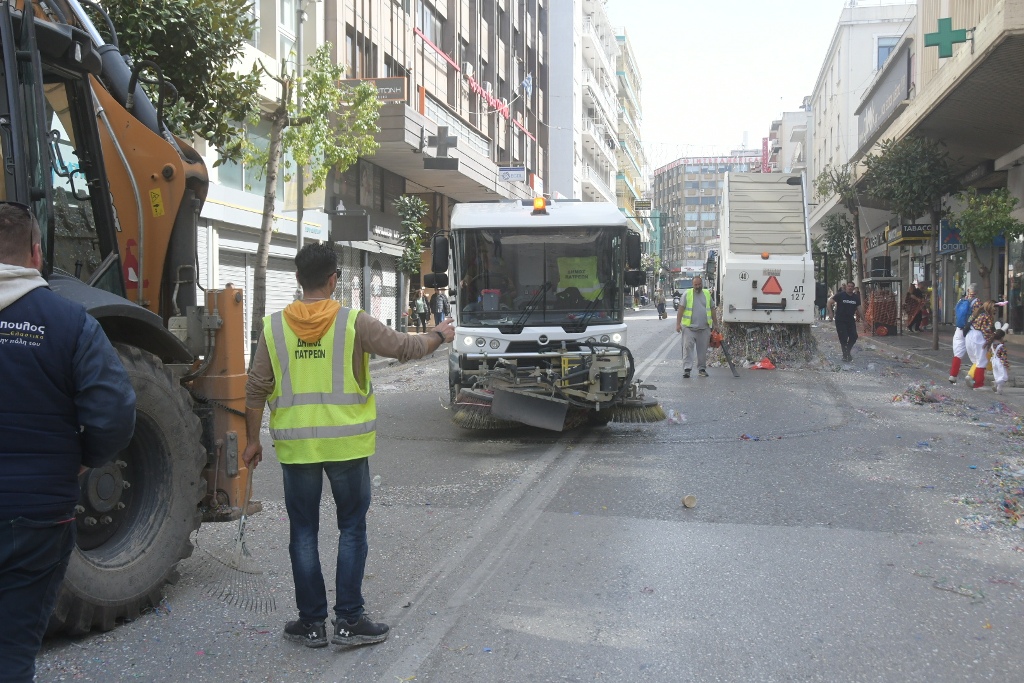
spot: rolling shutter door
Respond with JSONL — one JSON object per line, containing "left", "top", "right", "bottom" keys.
{"left": 265, "top": 257, "right": 296, "bottom": 316}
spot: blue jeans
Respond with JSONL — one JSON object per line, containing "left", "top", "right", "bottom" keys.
{"left": 0, "top": 516, "right": 75, "bottom": 682}
{"left": 281, "top": 458, "right": 371, "bottom": 624}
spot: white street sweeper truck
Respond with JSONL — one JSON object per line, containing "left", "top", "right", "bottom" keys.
{"left": 423, "top": 198, "right": 664, "bottom": 431}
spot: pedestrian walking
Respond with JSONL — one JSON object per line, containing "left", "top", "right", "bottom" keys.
{"left": 905, "top": 281, "right": 927, "bottom": 333}
{"left": 675, "top": 275, "right": 717, "bottom": 378}
{"left": 413, "top": 288, "right": 430, "bottom": 332}
{"left": 965, "top": 300, "right": 997, "bottom": 389}
{"left": 656, "top": 290, "right": 667, "bottom": 320}
{"left": 0, "top": 203, "right": 137, "bottom": 681}
{"left": 814, "top": 282, "right": 828, "bottom": 321}
{"left": 949, "top": 286, "right": 977, "bottom": 384}
{"left": 828, "top": 281, "right": 862, "bottom": 362}
{"left": 429, "top": 287, "right": 450, "bottom": 325}
{"left": 242, "top": 243, "right": 455, "bottom": 650}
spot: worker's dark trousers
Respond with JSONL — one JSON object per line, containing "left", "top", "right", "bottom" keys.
{"left": 835, "top": 318, "right": 858, "bottom": 353}
{"left": 0, "top": 517, "right": 75, "bottom": 683}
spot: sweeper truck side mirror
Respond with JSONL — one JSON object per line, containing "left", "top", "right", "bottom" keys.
{"left": 430, "top": 234, "right": 450, "bottom": 273}
{"left": 625, "top": 232, "right": 642, "bottom": 270}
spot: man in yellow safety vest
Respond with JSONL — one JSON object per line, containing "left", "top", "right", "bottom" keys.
{"left": 674, "top": 275, "right": 718, "bottom": 378}
{"left": 242, "top": 243, "right": 454, "bottom": 649}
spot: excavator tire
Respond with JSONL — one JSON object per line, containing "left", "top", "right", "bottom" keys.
{"left": 47, "top": 345, "right": 206, "bottom": 635}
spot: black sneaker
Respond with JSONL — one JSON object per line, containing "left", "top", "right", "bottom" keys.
{"left": 698, "top": 369, "right": 708, "bottom": 377}
{"left": 284, "top": 620, "right": 328, "bottom": 648}
{"left": 332, "top": 615, "right": 390, "bottom": 646}
{"left": 683, "top": 370, "right": 691, "bottom": 378}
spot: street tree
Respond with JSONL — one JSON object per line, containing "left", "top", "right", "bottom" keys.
{"left": 820, "top": 213, "right": 856, "bottom": 285}
{"left": 814, "top": 164, "right": 863, "bottom": 289}
{"left": 953, "top": 187, "right": 1024, "bottom": 299}
{"left": 245, "top": 45, "right": 381, "bottom": 355}
{"left": 99, "top": 0, "right": 262, "bottom": 159}
{"left": 811, "top": 235, "right": 845, "bottom": 293}
{"left": 862, "top": 135, "right": 959, "bottom": 350}
{"left": 395, "top": 194, "right": 430, "bottom": 321}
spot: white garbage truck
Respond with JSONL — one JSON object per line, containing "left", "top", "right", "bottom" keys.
{"left": 716, "top": 172, "right": 814, "bottom": 325}
{"left": 423, "top": 198, "right": 663, "bottom": 431}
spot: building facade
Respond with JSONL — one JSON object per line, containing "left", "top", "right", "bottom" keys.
{"left": 197, "top": 0, "right": 551, "bottom": 356}
{"left": 848, "top": 0, "right": 1024, "bottom": 329}
{"left": 806, "top": 1, "right": 916, "bottom": 237}
{"left": 548, "top": 0, "right": 620, "bottom": 202}
{"left": 615, "top": 29, "right": 651, "bottom": 244}
{"left": 651, "top": 151, "right": 763, "bottom": 274}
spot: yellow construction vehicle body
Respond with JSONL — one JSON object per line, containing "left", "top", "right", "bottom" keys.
{"left": 1, "top": 0, "right": 250, "bottom": 633}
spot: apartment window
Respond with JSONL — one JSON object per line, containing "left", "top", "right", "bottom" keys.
{"left": 418, "top": 1, "right": 443, "bottom": 43}
{"left": 877, "top": 36, "right": 899, "bottom": 69}
{"left": 244, "top": 1, "right": 259, "bottom": 47}
{"left": 280, "top": 0, "right": 296, "bottom": 33}
{"left": 217, "top": 119, "right": 290, "bottom": 198}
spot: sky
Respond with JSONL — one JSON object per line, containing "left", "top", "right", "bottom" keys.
{"left": 602, "top": 0, "right": 891, "bottom": 169}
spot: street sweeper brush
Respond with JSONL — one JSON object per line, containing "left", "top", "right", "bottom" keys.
{"left": 609, "top": 396, "right": 667, "bottom": 423}
{"left": 451, "top": 388, "right": 521, "bottom": 430}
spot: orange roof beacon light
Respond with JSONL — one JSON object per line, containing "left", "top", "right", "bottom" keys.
{"left": 532, "top": 197, "right": 548, "bottom": 215}
{"left": 761, "top": 252, "right": 770, "bottom": 260}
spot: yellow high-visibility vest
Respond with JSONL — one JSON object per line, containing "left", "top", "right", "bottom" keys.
{"left": 264, "top": 307, "right": 375, "bottom": 463}
{"left": 681, "top": 289, "right": 713, "bottom": 327}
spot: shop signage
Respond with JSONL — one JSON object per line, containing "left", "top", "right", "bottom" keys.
{"left": 865, "top": 232, "right": 886, "bottom": 250}
{"left": 634, "top": 199, "right": 652, "bottom": 211}
{"left": 939, "top": 219, "right": 968, "bottom": 253}
{"left": 857, "top": 44, "right": 910, "bottom": 151}
{"left": 329, "top": 210, "right": 403, "bottom": 246}
{"left": 465, "top": 74, "right": 510, "bottom": 120}
{"left": 888, "top": 223, "right": 932, "bottom": 245}
{"left": 498, "top": 166, "right": 527, "bottom": 183}
{"left": 340, "top": 77, "right": 407, "bottom": 101}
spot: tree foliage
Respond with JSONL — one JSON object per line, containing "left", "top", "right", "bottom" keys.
{"left": 247, "top": 44, "right": 382, "bottom": 356}
{"left": 862, "top": 136, "right": 959, "bottom": 220}
{"left": 395, "top": 195, "right": 430, "bottom": 275}
{"left": 953, "top": 187, "right": 1024, "bottom": 298}
{"left": 814, "top": 164, "right": 863, "bottom": 285}
{"left": 862, "top": 135, "right": 959, "bottom": 349}
{"left": 820, "top": 213, "right": 856, "bottom": 283}
{"left": 99, "top": 0, "right": 262, "bottom": 158}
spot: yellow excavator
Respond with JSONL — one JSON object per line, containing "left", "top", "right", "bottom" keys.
{"left": 2, "top": 1, "right": 252, "bottom": 633}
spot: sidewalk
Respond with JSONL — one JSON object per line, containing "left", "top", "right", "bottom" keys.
{"left": 852, "top": 322, "right": 1024, "bottom": 395}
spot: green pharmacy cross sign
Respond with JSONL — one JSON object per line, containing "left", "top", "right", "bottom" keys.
{"left": 925, "top": 17, "right": 968, "bottom": 58}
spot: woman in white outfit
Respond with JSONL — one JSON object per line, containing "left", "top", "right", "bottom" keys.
{"left": 965, "top": 300, "right": 996, "bottom": 388}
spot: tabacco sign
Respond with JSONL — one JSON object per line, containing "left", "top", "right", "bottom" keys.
{"left": 465, "top": 74, "right": 510, "bottom": 120}
{"left": 888, "top": 223, "right": 932, "bottom": 245}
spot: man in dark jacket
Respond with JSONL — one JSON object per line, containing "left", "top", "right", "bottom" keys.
{"left": 0, "top": 203, "right": 136, "bottom": 681}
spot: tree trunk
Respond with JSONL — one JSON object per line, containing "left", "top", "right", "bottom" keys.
{"left": 250, "top": 101, "right": 289, "bottom": 363}
{"left": 930, "top": 209, "right": 940, "bottom": 350}
{"left": 850, "top": 204, "right": 864, "bottom": 292}
{"left": 969, "top": 243, "right": 992, "bottom": 301}
{"left": 844, "top": 253, "right": 853, "bottom": 284}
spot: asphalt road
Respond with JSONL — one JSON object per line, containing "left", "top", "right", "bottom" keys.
{"left": 37, "top": 310, "right": 1024, "bottom": 682}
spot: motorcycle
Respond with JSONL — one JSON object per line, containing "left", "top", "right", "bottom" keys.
{"left": 672, "top": 293, "right": 681, "bottom": 311}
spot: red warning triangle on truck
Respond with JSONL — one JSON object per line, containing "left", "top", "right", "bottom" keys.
{"left": 761, "top": 276, "right": 783, "bottom": 295}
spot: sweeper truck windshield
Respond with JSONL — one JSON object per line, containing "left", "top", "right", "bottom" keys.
{"left": 451, "top": 227, "right": 625, "bottom": 327}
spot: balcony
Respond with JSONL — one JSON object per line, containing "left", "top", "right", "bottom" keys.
{"left": 582, "top": 68, "right": 619, "bottom": 125}
{"left": 581, "top": 164, "right": 615, "bottom": 203}
{"left": 581, "top": 17, "right": 617, "bottom": 77}
{"left": 582, "top": 117, "right": 618, "bottom": 169}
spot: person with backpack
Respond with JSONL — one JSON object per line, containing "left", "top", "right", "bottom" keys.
{"left": 949, "top": 286, "right": 977, "bottom": 384}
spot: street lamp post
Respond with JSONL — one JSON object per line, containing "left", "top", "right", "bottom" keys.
{"left": 295, "top": 1, "right": 308, "bottom": 256}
